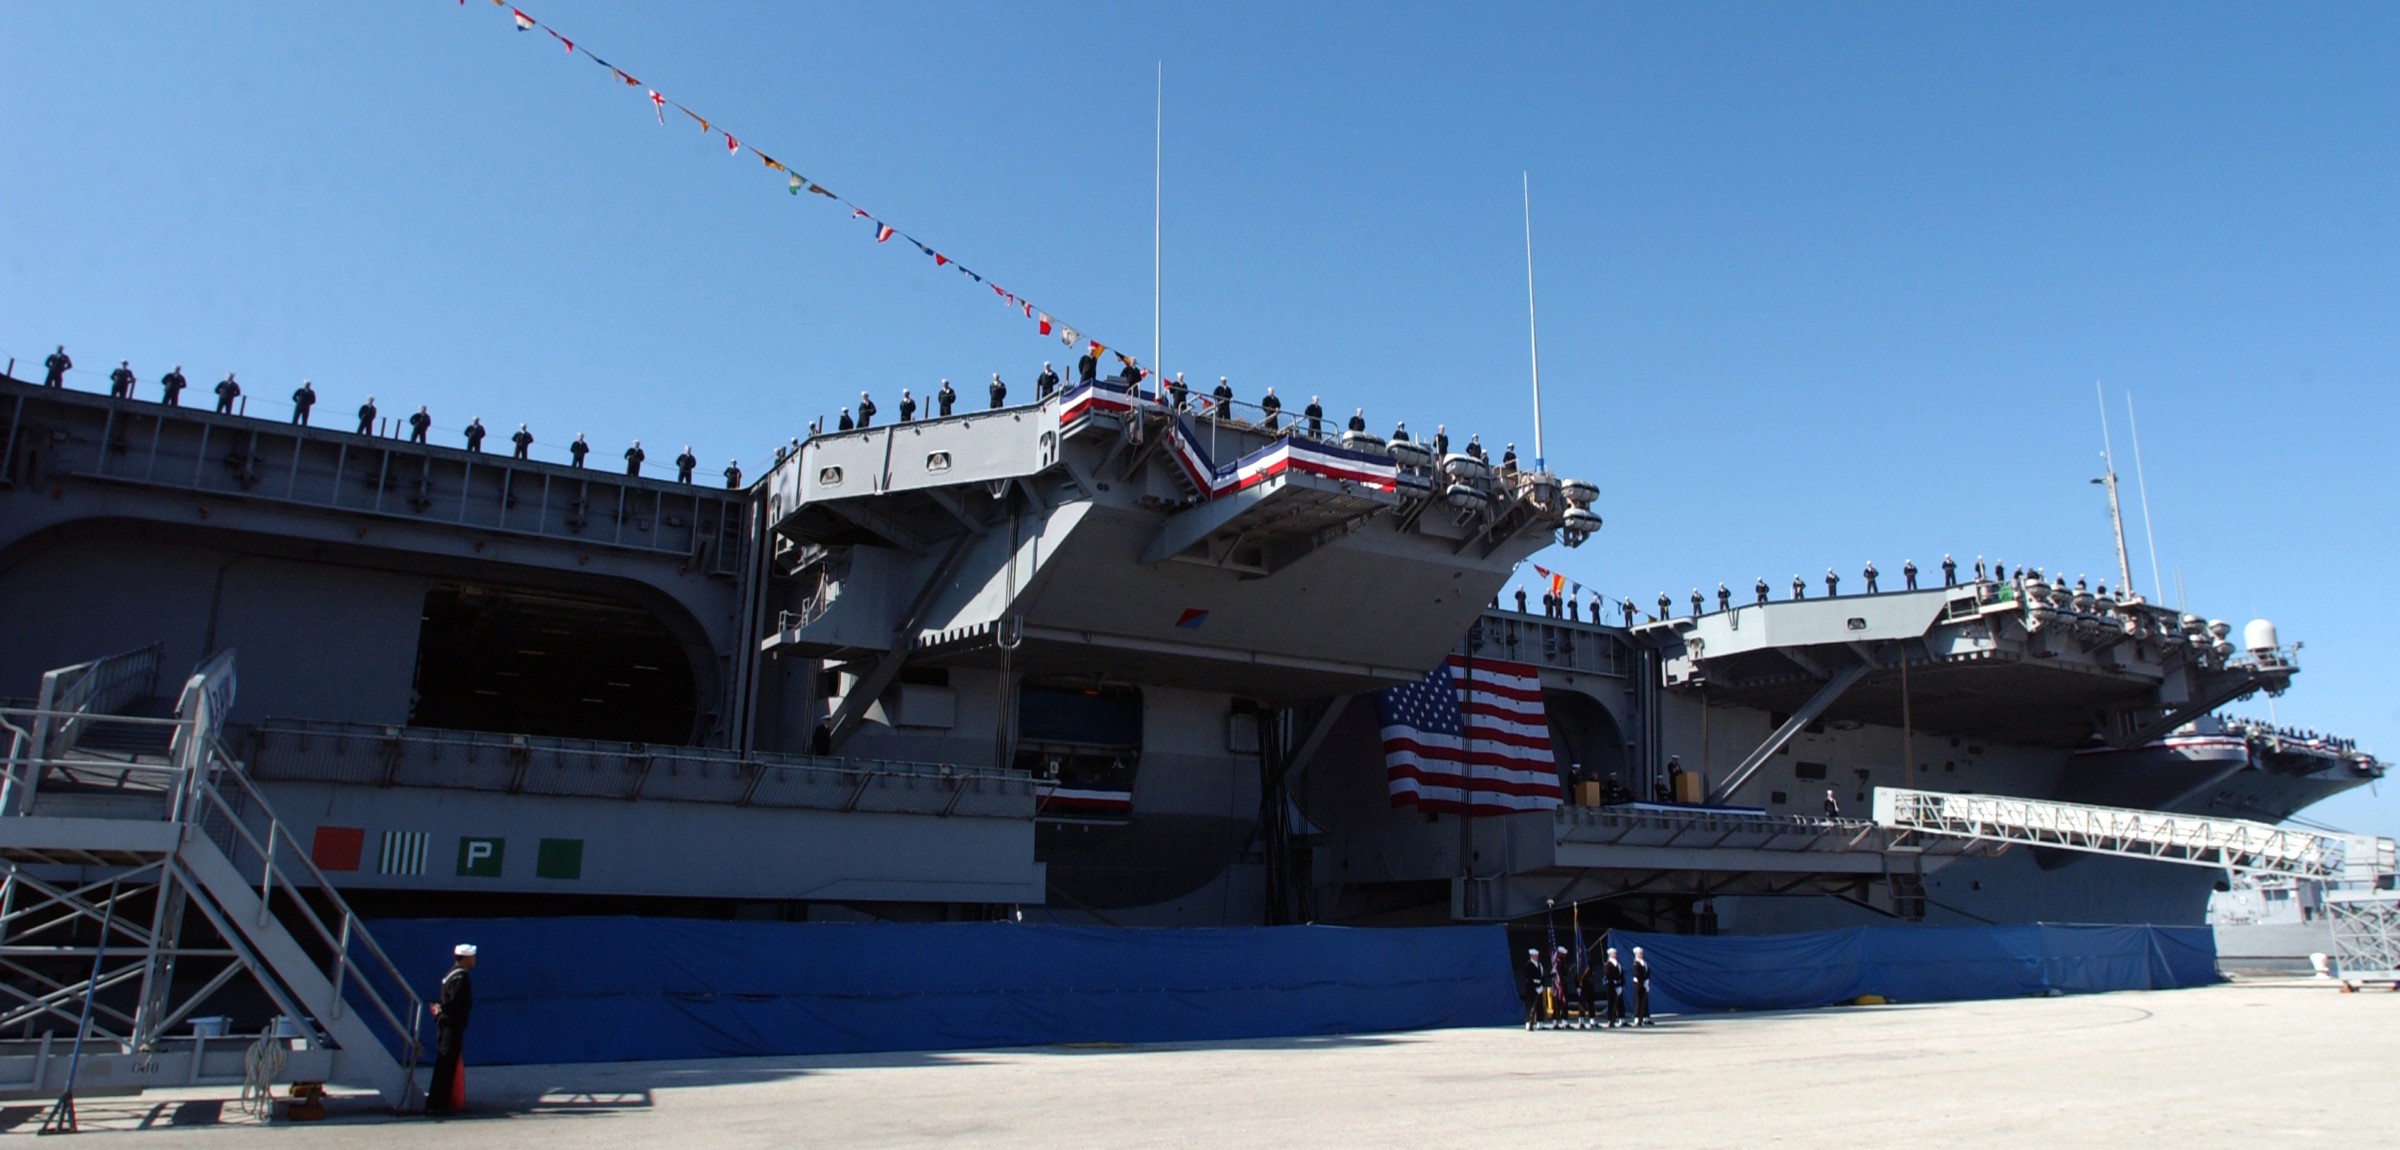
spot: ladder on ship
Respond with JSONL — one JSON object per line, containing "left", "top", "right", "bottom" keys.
{"left": 0, "top": 645, "right": 424, "bottom": 1112}
{"left": 1874, "top": 786, "right": 2400, "bottom": 987}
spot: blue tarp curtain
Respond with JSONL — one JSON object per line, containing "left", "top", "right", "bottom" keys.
{"left": 359, "top": 918, "right": 2214, "bottom": 1066}
{"left": 366, "top": 917, "right": 1520, "bottom": 1066}
{"left": 1605, "top": 923, "right": 2218, "bottom": 1016}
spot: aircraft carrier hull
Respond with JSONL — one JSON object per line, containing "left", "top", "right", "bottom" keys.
{"left": 0, "top": 374, "right": 2378, "bottom": 933}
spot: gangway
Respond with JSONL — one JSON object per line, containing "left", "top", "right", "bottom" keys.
{"left": 1874, "top": 786, "right": 2400, "bottom": 988}
{"left": 0, "top": 649, "right": 423, "bottom": 1112}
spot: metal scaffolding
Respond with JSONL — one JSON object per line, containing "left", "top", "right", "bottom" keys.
{"left": 0, "top": 649, "right": 424, "bottom": 1110}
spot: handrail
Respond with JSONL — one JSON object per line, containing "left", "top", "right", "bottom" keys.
{"left": 251, "top": 717, "right": 1028, "bottom": 784}
{"left": 32, "top": 643, "right": 162, "bottom": 762}
{"left": 188, "top": 749, "right": 423, "bottom": 1051}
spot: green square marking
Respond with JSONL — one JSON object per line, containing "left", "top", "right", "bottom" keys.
{"left": 535, "top": 837, "right": 584, "bottom": 880}
{"left": 455, "top": 836, "right": 505, "bottom": 878}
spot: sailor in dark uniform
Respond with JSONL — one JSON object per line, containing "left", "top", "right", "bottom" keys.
{"left": 570, "top": 434, "right": 589, "bottom": 467}
{"left": 1077, "top": 350, "right": 1098, "bottom": 384}
{"left": 938, "top": 378, "right": 957, "bottom": 416}
{"left": 1718, "top": 583, "right": 1732, "bottom": 612}
{"left": 1973, "top": 555, "right": 1986, "bottom": 582}
{"left": 1620, "top": 599, "right": 1634, "bottom": 627}
{"left": 1942, "top": 554, "right": 1956, "bottom": 587}
{"left": 407, "top": 405, "right": 430, "bottom": 443}
{"left": 1905, "top": 559, "right": 1919, "bottom": 590}
{"left": 357, "top": 397, "right": 377, "bottom": 434}
{"left": 837, "top": 408, "right": 854, "bottom": 432}
{"left": 426, "top": 943, "right": 476, "bottom": 1114}
{"left": 1500, "top": 444, "right": 1518, "bottom": 475}
{"left": 675, "top": 447, "right": 697, "bottom": 484}
{"left": 160, "top": 366, "right": 187, "bottom": 406}
{"left": 1213, "top": 377, "right": 1235, "bottom": 415}
{"left": 1433, "top": 425, "right": 1449, "bottom": 455}
{"left": 109, "top": 361, "right": 136, "bottom": 399}
{"left": 898, "top": 389, "right": 917, "bottom": 422}
{"left": 1602, "top": 947, "right": 1627, "bottom": 1028}
{"left": 1567, "top": 596, "right": 1579, "bottom": 622}
{"left": 215, "top": 374, "right": 242, "bottom": 414}
{"left": 1522, "top": 948, "right": 1547, "bottom": 1030}
{"left": 463, "top": 418, "right": 485, "bottom": 452}
{"left": 43, "top": 346, "right": 72, "bottom": 388}
{"left": 1035, "top": 363, "right": 1059, "bottom": 401}
{"left": 1590, "top": 593, "right": 1604, "bottom": 622}
{"left": 1514, "top": 587, "right": 1527, "bottom": 613}
{"left": 512, "top": 424, "right": 534, "bottom": 460}
{"left": 989, "top": 374, "right": 1007, "bottom": 409}
{"left": 624, "top": 441, "right": 644, "bottom": 477}
{"left": 1792, "top": 574, "right": 1805, "bottom": 601}
{"left": 1304, "top": 397, "right": 1324, "bottom": 438}
{"left": 1392, "top": 422, "right": 1410, "bottom": 443}
{"left": 1259, "top": 388, "right": 1282, "bottom": 431}
{"left": 1826, "top": 568, "right": 1840, "bottom": 597}
{"left": 1347, "top": 408, "right": 1367, "bottom": 434}
{"left": 291, "top": 380, "right": 316, "bottom": 425}
{"left": 1823, "top": 788, "right": 1840, "bottom": 819}
{"left": 724, "top": 460, "right": 742, "bottom": 489}
{"left": 1165, "top": 372, "right": 1187, "bottom": 409}
{"left": 1657, "top": 592, "right": 1671, "bottom": 620}
{"left": 1691, "top": 588, "right": 1704, "bottom": 617}
{"left": 1465, "top": 435, "right": 1486, "bottom": 462}
{"left": 856, "top": 391, "right": 876, "bottom": 428}
{"left": 1755, "top": 577, "right": 1769, "bottom": 605}
{"left": 1864, "top": 561, "right": 1879, "bottom": 593}
{"left": 1630, "top": 946, "right": 1653, "bottom": 1025}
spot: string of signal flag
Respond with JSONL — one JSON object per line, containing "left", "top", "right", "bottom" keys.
{"left": 465, "top": 0, "right": 1143, "bottom": 377}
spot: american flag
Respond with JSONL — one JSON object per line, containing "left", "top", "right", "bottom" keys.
{"left": 1374, "top": 655, "right": 1561, "bottom": 815}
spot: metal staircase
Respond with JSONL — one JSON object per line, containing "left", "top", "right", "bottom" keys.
{"left": 0, "top": 648, "right": 423, "bottom": 1109}
{"left": 1874, "top": 785, "right": 2400, "bottom": 986}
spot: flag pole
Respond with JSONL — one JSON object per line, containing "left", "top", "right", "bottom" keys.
{"left": 1153, "top": 61, "right": 1162, "bottom": 387}
{"left": 1523, "top": 171, "right": 1545, "bottom": 472}
{"left": 1459, "top": 641, "right": 1476, "bottom": 915}
{"left": 2126, "top": 393, "right": 2164, "bottom": 603}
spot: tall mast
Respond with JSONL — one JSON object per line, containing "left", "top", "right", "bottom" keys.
{"left": 1152, "top": 62, "right": 1162, "bottom": 383}
{"left": 1523, "top": 172, "right": 1544, "bottom": 470}
{"left": 2095, "top": 381, "right": 2134, "bottom": 593}
{"left": 2126, "top": 393, "right": 2165, "bottom": 603}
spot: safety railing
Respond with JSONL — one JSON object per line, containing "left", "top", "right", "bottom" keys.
{"left": 245, "top": 718, "right": 1035, "bottom": 819}
{"left": 0, "top": 705, "right": 186, "bottom": 818}
{"left": 1469, "top": 612, "right": 1635, "bottom": 677}
{"left": 30, "top": 643, "right": 162, "bottom": 763}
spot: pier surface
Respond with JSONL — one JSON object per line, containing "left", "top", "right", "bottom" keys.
{"left": 26, "top": 978, "right": 2394, "bottom": 1148}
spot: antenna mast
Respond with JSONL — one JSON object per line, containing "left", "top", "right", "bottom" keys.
{"left": 2095, "top": 382, "right": 2134, "bottom": 593}
{"left": 2126, "top": 393, "right": 2164, "bottom": 603}
{"left": 1152, "top": 62, "right": 1162, "bottom": 382}
{"left": 1523, "top": 171, "right": 1544, "bottom": 470}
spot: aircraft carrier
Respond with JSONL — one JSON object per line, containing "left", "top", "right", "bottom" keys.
{"left": 0, "top": 366, "right": 2381, "bottom": 935}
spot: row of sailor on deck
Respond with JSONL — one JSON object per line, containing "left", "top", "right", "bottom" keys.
{"left": 31, "top": 342, "right": 747, "bottom": 488}
{"left": 800, "top": 358, "right": 1520, "bottom": 470}
{"left": 1502, "top": 553, "right": 2142, "bottom": 630}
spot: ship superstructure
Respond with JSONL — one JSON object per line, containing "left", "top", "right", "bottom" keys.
{"left": 0, "top": 371, "right": 2380, "bottom": 931}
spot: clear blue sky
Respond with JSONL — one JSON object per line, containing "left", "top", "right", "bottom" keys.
{"left": 5, "top": 3, "right": 2394, "bottom": 837}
